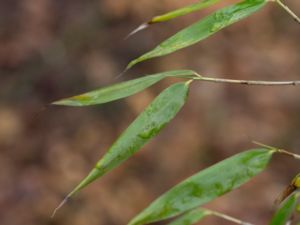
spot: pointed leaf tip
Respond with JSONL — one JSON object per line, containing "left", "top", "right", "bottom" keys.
{"left": 51, "top": 196, "right": 70, "bottom": 218}
{"left": 125, "top": 23, "right": 149, "bottom": 39}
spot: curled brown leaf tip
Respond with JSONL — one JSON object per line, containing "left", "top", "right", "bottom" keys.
{"left": 51, "top": 196, "right": 70, "bottom": 218}
{"left": 275, "top": 184, "right": 297, "bottom": 205}
{"left": 125, "top": 23, "right": 149, "bottom": 39}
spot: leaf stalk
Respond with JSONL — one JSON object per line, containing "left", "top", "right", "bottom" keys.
{"left": 207, "top": 210, "right": 254, "bottom": 225}
{"left": 275, "top": 0, "right": 300, "bottom": 24}
{"left": 253, "top": 141, "right": 300, "bottom": 159}
{"left": 193, "top": 74, "right": 300, "bottom": 86}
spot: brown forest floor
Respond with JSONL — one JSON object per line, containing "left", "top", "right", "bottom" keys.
{"left": 0, "top": 0, "right": 300, "bottom": 225}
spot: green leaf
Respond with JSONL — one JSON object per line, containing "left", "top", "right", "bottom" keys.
{"left": 167, "top": 208, "right": 209, "bottom": 225}
{"left": 150, "top": 0, "right": 220, "bottom": 24}
{"left": 270, "top": 192, "right": 299, "bottom": 225}
{"left": 52, "top": 70, "right": 195, "bottom": 106}
{"left": 128, "top": 148, "right": 274, "bottom": 225}
{"left": 66, "top": 82, "right": 190, "bottom": 198}
{"left": 127, "top": 0, "right": 220, "bottom": 38}
{"left": 127, "top": 0, "right": 267, "bottom": 69}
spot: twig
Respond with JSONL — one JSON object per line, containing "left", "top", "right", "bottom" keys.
{"left": 207, "top": 209, "right": 254, "bottom": 225}
{"left": 276, "top": 149, "right": 300, "bottom": 160}
{"left": 253, "top": 141, "right": 300, "bottom": 159}
{"left": 193, "top": 74, "right": 300, "bottom": 86}
{"left": 275, "top": 0, "right": 300, "bottom": 24}
{"left": 252, "top": 141, "right": 276, "bottom": 150}
{"left": 185, "top": 79, "right": 194, "bottom": 86}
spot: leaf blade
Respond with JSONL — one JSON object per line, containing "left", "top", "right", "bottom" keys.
{"left": 127, "top": 0, "right": 221, "bottom": 37}
{"left": 127, "top": 0, "right": 267, "bottom": 69}
{"left": 270, "top": 192, "right": 299, "bottom": 225}
{"left": 52, "top": 70, "right": 195, "bottom": 106}
{"left": 150, "top": 0, "right": 220, "bottom": 24}
{"left": 128, "top": 148, "right": 274, "bottom": 225}
{"left": 66, "top": 82, "right": 190, "bottom": 198}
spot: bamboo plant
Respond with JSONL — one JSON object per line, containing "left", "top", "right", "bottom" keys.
{"left": 52, "top": 0, "right": 300, "bottom": 224}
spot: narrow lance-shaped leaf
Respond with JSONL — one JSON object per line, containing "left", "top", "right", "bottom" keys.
{"left": 52, "top": 70, "right": 195, "bottom": 106}
{"left": 128, "top": 148, "right": 274, "bottom": 225}
{"left": 64, "top": 82, "right": 190, "bottom": 200}
{"left": 270, "top": 192, "right": 299, "bottom": 225}
{"left": 127, "top": 0, "right": 220, "bottom": 38}
{"left": 167, "top": 208, "right": 209, "bottom": 225}
{"left": 127, "top": 0, "right": 267, "bottom": 69}
{"left": 150, "top": 0, "right": 220, "bottom": 24}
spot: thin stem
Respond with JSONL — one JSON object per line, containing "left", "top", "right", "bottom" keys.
{"left": 185, "top": 79, "right": 194, "bottom": 86}
{"left": 252, "top": 141, "right": 277, "bottom": 150}
{"left": 277, "top": 149, "right": 300, "bottom": 159}
{"left": 253, "top": 141, "right": 300, "bottom": 160}
{"left": 193, "top": 75, "right": 300, "bottom": 86}
{"left": 207, "top": 210, "right": 254, "bottom": 225}
{"left": 275, "top": 0, "right": 300, "bottom": 24}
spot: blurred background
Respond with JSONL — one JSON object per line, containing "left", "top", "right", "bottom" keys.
{"left": 0, "top": 0, "right": 300, "bottom": 224}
